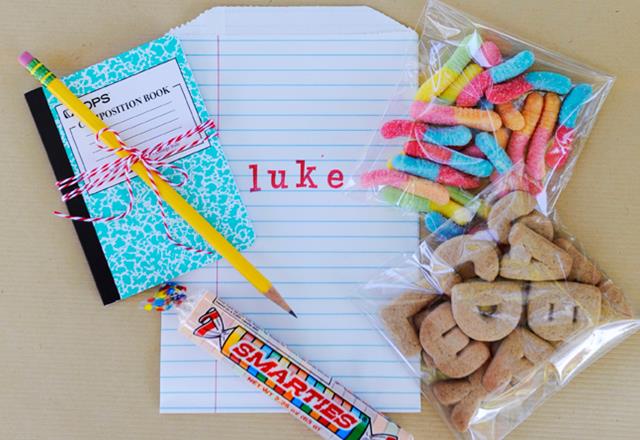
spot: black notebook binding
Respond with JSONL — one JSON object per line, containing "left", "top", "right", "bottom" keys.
{"left": 25, "top": 88, "right": 120, "bottom": 305}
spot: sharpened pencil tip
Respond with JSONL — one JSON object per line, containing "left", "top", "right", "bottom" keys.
{"left": 289, "top": 310, "right": 298, "bottom": 319}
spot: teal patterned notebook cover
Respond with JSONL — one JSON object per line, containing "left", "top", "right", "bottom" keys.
{"left": 41, "top": 34, "right": 254, "bottom": 303}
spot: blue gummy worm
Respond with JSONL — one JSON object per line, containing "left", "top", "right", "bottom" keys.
{"left": 396, "top": 146, "right": 493, "bottom": 178}
{"left": 423, "top": 125, "right": 472, "bottom": 146}
{"left": 489, "top": 50, "right": 535, "bottom": 84}
{"left": 475, "top": 132, "right": 513, "bottom": 174}
{"left": 424, "top": 212, "right": 465, "bottom": 239}
{"left": 392, "top": 155, "right": 440, "bottom": 181}
{"left": 525, "top": 71, "right": 573, "bottom": 94}
{"left": 559, "top": 83, "right": 593, "bottom": 128}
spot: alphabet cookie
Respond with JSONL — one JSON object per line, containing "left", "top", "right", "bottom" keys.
{"left": 487, "top": 190, "right": 537, "bottom": 243}
{"left": 432, "top": 235, "right": 500, "bottom": 294}
{"left": 599, "top": 279, "right": 634, "bottom": 321}
{"left": 500, "top": 223, "right": 572, "bottom": 281}
{"left": 419, "top": 302, "right": 490, "bottom": 378}
{"left": 554, "top": 238, "right": 602, "bottom": 285}
{"left": 432, "top": 366, "right": 488, "bottom": 432}
{"left": 451, "top": 281, "right": 524, "bottom": 341}
{"left": 516, "top": 211, "right": 554, "bottom": 241}
{"left": 482, "top": 328, "right": 554, "bottom": 392}
{"left": 527, "top": 281, "right": 601, "bottom": 341}
{"left": 380, "top": 291, "right": 439, "bottom": 356}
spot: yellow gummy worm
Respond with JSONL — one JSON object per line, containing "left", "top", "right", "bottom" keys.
{"left": 439, "top": 63, "right": 484, "bottom": 104}
{"left": 415, "top": 33, "right": 482, "bottom": 102}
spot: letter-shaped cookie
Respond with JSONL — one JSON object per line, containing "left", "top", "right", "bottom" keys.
{"left": 527, "top": 281, "right": 602, "bottom": 341}
{"left": 554, "top": 238, "right": 602, "bottom": 285}
{"left": 451, "top": 281, "right": 524, "bottom": 341}
{"left": 516, "top": 211, "right": 554, "bottom": 241}
{"left": 419, "top": 302, "right": 490, "bottom": 378}
{"left": 380, "top": 291, "right": 438, "bottom": 356}
{"left": 500, "top": 223, "right": 573, "bottom": 281}
{"left": 432, "top": 235, "right": 500, "bottom": 294}
{"left": 432, "top": 366, "right": 487, "bottom": 432}
{"left": 482, "top": 328, "right": 554, "bottom": 392}
{"left": 599, "top": 279, "right": 634, "bottom": 322}
{"left": 487, "top": 191, "right": 536, "bottom": 243}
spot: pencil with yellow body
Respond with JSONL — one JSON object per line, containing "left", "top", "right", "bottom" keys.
{"left": 19, "top": 51, "right": 296, "bottom": 318}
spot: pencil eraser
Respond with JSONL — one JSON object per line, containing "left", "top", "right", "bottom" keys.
{"left": 18, "top": 51, "right": 34, "bottom": 67}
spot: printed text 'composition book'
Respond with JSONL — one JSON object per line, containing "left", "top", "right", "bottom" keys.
{"left": 25, "top": 34, "right": 254, "bottom": 304}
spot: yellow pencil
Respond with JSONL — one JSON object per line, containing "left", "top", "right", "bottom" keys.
{"left": 20, "top": 51, "right": 296, "bottom": 317}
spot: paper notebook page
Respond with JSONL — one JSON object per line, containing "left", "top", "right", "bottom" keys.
{"left": 161, "top": 7, "right": 420, "bottom": 414}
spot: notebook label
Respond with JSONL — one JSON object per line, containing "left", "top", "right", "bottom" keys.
{"left": 53, "top": 59, "right": 208, "bottom": 194}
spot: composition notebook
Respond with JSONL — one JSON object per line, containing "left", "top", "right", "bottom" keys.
{"left": 160, "top": 7, "right": 422, "bottom": 413}
{"left": 24, "top": 34, "right": 254, "bottom": 305}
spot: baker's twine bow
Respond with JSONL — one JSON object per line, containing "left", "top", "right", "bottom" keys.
{"left": 54, "top": 119, "right": 218, "bottom": 255}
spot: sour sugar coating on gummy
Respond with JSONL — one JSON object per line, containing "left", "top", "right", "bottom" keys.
{"left": 474, "top": 132, "right": 513, "bottom": 174}
{"left": 391, "top": 154, "right": 486, "bottom": 186}
{"left": 456, "top": 50, "right": 535, "bottom": 107}
{"left": 410, "top": 102, "right": 503, "bottom": 132}
{"left": 545, "top": 84, "right": 593, "bottom": 168}
{"left": 506, "top": 93, "right": 544, "bottom": 165}
{"left": 415, "top": 32, "right": 483, "bottom": 102}
{"left": 380, "top": 119, "right": 472, "bottom": 146}
{"left": 440, "top": 63, "right": 484, "bottom": 105}
{"left": 495, "top": 102, "right": 525, "bottom": 131}
{"left": 486, "top": 71, "right": 572, "bottom": 104}
{"left": 418, "top": 301, "right": 490, "bottom": 378}
{"left": 432, "top": 234, "right": 500, "bottom": 294}
{"left": 360, "top": 169, "right": 450, "bottom": 205}
{"left": 403, "top": 139, "right": 494, "bottom": 177}
{"left": 451, "top": 280, "right": 524, "bottom": 341}
{"left": 379, "top": 186, "right": 474, "bottom": 225}
{"left": 425, "top": 211, "right": 466, "bottom": 240}
{"left": 472, "top": 41, "right": 503, "bottom": 67}
{"left": 526, "top": 92, "right": 561, "bottom": 181}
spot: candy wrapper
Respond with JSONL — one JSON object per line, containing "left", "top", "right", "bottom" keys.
{"left": 358, "top": 171, "right": 639, "bottom": 439}
{"left": 351, "top": 0, "right": 614, "bottom": 217}
{"left": 176, "top": 291, "right": 414, "bottom": 440}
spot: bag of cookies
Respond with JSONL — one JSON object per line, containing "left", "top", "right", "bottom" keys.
{"left": 359, "top": 172, "right": 639, "bottom": 439}
{"left": 352, "top": 0, "right": 614, "bottom": 217}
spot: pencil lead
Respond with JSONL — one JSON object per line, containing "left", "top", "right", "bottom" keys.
{"left": 289, "top": 310, "right": 298, "bottom": 319}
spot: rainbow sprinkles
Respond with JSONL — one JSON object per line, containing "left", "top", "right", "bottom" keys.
{"left": 180, "top": 292, "right": 413, "bottom": 440}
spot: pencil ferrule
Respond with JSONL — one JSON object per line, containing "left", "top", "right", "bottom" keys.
{"left": 27, "top": 59, "right": 57, "bottom": 86}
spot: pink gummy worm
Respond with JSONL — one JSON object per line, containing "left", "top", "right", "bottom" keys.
{"left": 360, "top": 169, "right": 409, "bottom": 188}
{"left": 545, "top": 125, "right": 576, "bottom": 168}
{"left": 409, "top": 102, "right": 457, "bottom": 125}
{"left": 526, "top": 126, "right": 554, "bottom": 180}
{"left": 404, "top": 140, "right": 453, "bottom": 164}
{"left": 481, "top": 41, "right": 503, "bottom": 67}
{"left": 456, "top": 71, "right": 492, "bottom": 107}
{"left": 486, "top": 75, "right": 531, "bottom": 104}
{"left": 461, "top": 144, "right": 485, "bottom": 159}
{"left": 506, "top": 132, "right": 531, "bottom": 165}
{"left": 380, "top": 119, "right": 427, "bottom": 139}
{"left": 437, "top": 166, "right": 481, "bottom": 189}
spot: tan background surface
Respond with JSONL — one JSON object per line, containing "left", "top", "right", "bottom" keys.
{"left": 1, "top": 0, "right": 639, "bottom": 439}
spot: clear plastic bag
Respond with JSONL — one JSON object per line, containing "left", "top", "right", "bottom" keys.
{"left": 351, "top": 0, "right": 614, "bottom": 217}
{"left": 358, "top": 172, "right": 639, "bottom": 439}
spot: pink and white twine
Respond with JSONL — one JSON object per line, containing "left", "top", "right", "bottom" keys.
{"left": 54, "top": 119, "right": 218, "bottom": 255}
